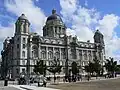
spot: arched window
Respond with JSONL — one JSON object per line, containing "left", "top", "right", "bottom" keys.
{"left": 48, "top": 51, "right": 53, "bottom": 59}
{"left": 71, "top": 48, "right": 76, "bottom": 59}
{"left": 83, "top": 53, "right": 87, "bottom": 60}
{"left": 32, "top": 45, "right": 38, "bottom": 58}
{"left": 61, "top": 52, "right": 66, "bottom": 59}
{"left": 55, "top": 52, "right": 60, "bottom": 59}
{"left": 79, "top": 53, "right": 82, "bottom": 60}
{"left": 41, "top": 51, "right": 46, "bottom": 59}
{"left": 88, "top": 54, "right": 92, "bottom": 61}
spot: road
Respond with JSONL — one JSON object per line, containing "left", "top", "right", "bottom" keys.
{"left": 48, "top": 77, "right": 120, "bottom": 90}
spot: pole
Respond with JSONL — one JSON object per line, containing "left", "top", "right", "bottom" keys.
{"left": 27, "top": 39, "right": 30, "bottom": 85}
{"left": 65, "top": 35, "right": 69, "bottom": 77}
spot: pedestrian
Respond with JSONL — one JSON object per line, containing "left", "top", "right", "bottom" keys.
{"left": 4, "top": 76, "right": 8, "bottom": 86}
{"left": 87, "top": 75, "right": 90, "bottom": 81}
{"left": 43, "top": 77, "right": 47, "bottom": 87}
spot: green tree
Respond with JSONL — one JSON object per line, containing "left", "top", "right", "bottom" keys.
{"left": 47, "top": 58, "right": 62, "bottom": 83}
{"left": 33, "top": 60, "right": 47, "bottom": 76}
{"left": 84, "top": 62, "right": 94, "bottom": 75}
{"left": 85, "top": 56, "right": 102, "bottom": 79}
{"left": 93, "top": 58, "right": 102, "bottom": 78}
{"left": 105, "top": 57, "right": 117, "bottom": 77}
{"left": 84, "top": 65, "right": 90, "bottom": 73}
{"left": 71, "top": 61, "right": 79, "bottom": 75}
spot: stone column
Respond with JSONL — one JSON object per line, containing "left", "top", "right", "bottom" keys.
{"left": 38, "top": 43, "right": 41, "bottom": 59}
{"left": 87, "top": 50, "right": 89, "bottom": 61}
{"left": 29, "top": 41, "right": 32, "bottom": 59}
{"left": 81, "top": 50, "right": 83, "bottom": 60}
{"left": 81, "top": 50, "right": 83, "bottom": 66}
{"left": 67, "top": 47, "right": 70, "bottom": 60}
{"left": 53, "top": 47, "right": 55, "bottom": 58}
{"left": 76, "top": 48, "right": 79, "bottom": 60}
{"left": 60, "top": 48, "right": 61, "bottom": 60}
{"left": 53, "top": 27, "right": 55, "bottom": 37}
{"left": 91, "top": 50, "right": 93, "bottom": 61}
{"left": 46, "top": 46, "right": 48, "bottom": 60}
{"left": 57, "top": 27, "right": 59, "bottom": 38}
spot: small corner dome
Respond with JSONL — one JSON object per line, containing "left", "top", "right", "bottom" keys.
{"left": 18, "top": 14, "right": 28, "bottom": 20}
{"left": 95, "top": 29, "right": 102, "bottom": 35}
{"left": 46, "top": 9, "right": 63, "bottom": 22}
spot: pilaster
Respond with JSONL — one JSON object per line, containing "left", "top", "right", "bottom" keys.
{"left": 46, "top": 46, "right": 48, "bottom": 60}
{"left": 60, "top": 48, "right": 61, "bottom": 60}
{"left": 38, "top": 43, "right": 41, "bottom": 59}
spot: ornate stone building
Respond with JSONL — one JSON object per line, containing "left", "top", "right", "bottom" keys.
{"left": 1, "top": 9, "right": 105, "bottom": 79}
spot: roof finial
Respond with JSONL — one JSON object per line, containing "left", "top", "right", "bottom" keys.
{"left": 21, "top": 13, "right": 25, "bottom": 16}
{"left": 52, "top": 9, "right": 56, "bottom": 14}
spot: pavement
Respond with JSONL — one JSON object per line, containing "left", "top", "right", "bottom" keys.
{"left": 10, "top": 85, "right": 60, "bottom": 90}
{"left": 0, "top": 76, "right": 120, "bottom": 90}
{"left": 48, "top": 76, "right": 120, "bottom": 90}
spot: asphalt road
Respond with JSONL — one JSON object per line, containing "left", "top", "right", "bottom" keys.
{"left": 48, "top": 78, "right": 120, "bottom": 90}
{"left": 0, "top": 86, "right": 20, "bottom": 90}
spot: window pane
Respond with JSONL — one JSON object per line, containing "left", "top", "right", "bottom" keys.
{"left": 22, "top": 51, "right": 25, "bottom": 57}
{"left": 17, "top": 44, "right": 19, "bottom": 49}
{"left": 23, "top": 38, "right": 26, "bottom": 43}
{"left": 23, "top": 44, "right": 25, "bottom": 49}
{"left": 16, "top": 69, "right": 19, "bottom": 74}
{"left": 22, "top": 60, "right": 25, "bottom": 65}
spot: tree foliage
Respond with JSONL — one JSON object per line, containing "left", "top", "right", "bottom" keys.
{"left": 33, "top": 60, "right": 47, "bottom": 76}
{"left": 93, "top": 57, "right": 102, "bottom": 76}
{"left": 104, "top": 57, "right": 118, "bottom": 77}
{"left": 47, "top": 58, "right": 62, "bottom": 82}
{"left": 85, "top": 56, "right": 102, "bottom": 77}
{"left": 71, "top": 61, "right": 79, "bottom": 75}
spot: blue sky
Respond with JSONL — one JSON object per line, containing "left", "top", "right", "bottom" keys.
{"left": 0, "top": 0, "right": 120, "bottom": 63}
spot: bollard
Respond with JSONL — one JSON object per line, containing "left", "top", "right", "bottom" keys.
{"left": 4, "top": 79, "right": 8, "bottom": 86}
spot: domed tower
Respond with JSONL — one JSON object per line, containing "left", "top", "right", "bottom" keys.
{"left": 13, "top": 14, "right": 30, "bottom": 77}
{"left": 15, "top": 14, "right": 30, "bottom": 35}
{"left": 94, "top": 30, "right": 104, "bottom": 45}
{"left": 43, "top": 9, "right": 66, "bottom": 38}
{"left": 94, "top": 30, "right": 105, "bottom": 64}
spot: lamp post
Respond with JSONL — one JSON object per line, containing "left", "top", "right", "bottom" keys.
{"left": 64, "top": 35, "right": 69, "bottom": 78}
{"left": 26, "top": 38, "right": 31, "bottom": 85}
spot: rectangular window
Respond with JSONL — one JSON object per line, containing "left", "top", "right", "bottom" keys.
{"left": 17, "top": 51, "right": 19, "bottom": 57}
{"left": 55, "top": 27, "right": 57, "bottom": 33}
{"left": 23, "top": 38, "right": 26, "bottom": 43}
{"left": 59, "top": 27, "right": 61, "bottom": 33}
{"left": 16, "top": 69, "right": 19, "bottom": 74}
{"left": 23, "top": 44, "right": 25, "bottom": 49}
{"left": 17, "top": 60, "right": 19, "bottom": 65}
{"left": 17, "top": 44, "right": 19, "bottom": 49}
{"left": 22, "top": 68, "right": 25, "bottom": 72}
{"left": 22, "top": 51, "right": 25, "bottom": 57}
{"left": 22, "top": 60, "right": 25, "bottom": 65}
{"left": 17, "top": 38, "right": 19, "bottom": 41}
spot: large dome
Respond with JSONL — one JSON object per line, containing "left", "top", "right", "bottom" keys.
{"left": 46, "top": 9, "right": 63, "bottom": 22}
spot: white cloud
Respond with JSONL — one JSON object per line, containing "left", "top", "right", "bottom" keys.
{"left": 85, "top": 0, "right": 88, "bottom": 7}
{"left": 0, "top": 0, "right": 46, "bottom": 58}
{"left": 97, "top": 14, "right": 120, "bottom": 58}
{"left": 60, "top": 0, "right": 120, "bottom": 61}
{"left": 60, "top": 0, "right": 78, "bottom": 22}
{"left": 5, "top": 0, "right": 46, "bottom": 35}
{"left": 0, "top": 23, "right": 14, "bottom": 42}
{"left": 66, "top": 28, "right": 76, "bottom": 36}
{"left": 0, "top": 23, "right": 14, "bottom": 55}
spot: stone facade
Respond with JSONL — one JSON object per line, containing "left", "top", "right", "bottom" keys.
{"left": 1, "top": 9, "right": 105, "bottom": 79}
